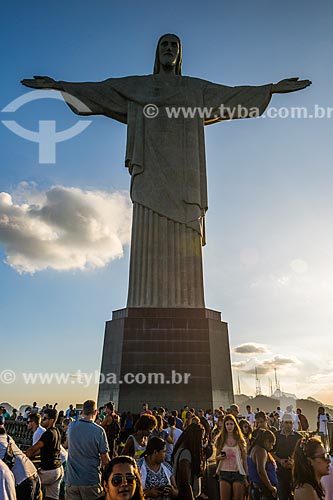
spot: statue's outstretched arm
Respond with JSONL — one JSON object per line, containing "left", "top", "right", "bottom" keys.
{"left": 21, "top": 75, "right": 63, "bottom": 91}
{"left": 272, "top": 77, "right": 312, "bottom": 94}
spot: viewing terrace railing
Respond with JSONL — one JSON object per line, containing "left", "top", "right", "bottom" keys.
{"left": 4, "top": 420, "right": 65, "bottom": 450}
{"left": 4, "top": 420, "right": 33, "bottom": 450}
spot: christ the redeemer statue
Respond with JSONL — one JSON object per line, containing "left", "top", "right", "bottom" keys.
{"left": 22, "top": 34, "right": 311, "bottom": 308}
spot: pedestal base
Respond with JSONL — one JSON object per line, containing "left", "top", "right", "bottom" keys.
{"left": 98, "top": 308, "right": 234, "bottom": 412}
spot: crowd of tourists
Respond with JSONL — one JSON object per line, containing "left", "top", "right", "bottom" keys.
{"left": 0, "top": 400, "right": 332, "bottom": 500}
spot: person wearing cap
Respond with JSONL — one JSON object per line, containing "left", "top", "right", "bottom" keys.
{"left": 284, "top": 405, "right": 300, "bottom": 432}
{"left": 271, "top": 413, "right": 302, "bottom": 500}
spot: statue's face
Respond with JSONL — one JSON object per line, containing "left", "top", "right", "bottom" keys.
{"left": 158, "top": 35, "right": 180, "bottom": 68}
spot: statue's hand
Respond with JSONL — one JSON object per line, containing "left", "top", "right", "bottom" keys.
{"left": 21, "top": 75, "right": 62, "bottom": 90}
{"left": 272, "top": 77, "right": 312, "bottom": 94}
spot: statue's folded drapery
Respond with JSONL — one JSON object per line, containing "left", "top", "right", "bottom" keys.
{"left": 61, "top": 76, "right": 272, "bottom": 307}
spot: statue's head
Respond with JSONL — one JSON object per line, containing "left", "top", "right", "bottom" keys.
{"left": 154, "top": 34, "right": 182, "bottom": 75}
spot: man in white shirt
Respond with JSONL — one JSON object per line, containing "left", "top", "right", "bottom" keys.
{"left": 276, "top": 406, "right": 284, "bottom": 420}
{"left": 27, "top": 414, "right": 45, "bottom": 445}
{"left": 285, "top": 405, "right": 300, "bottom": 432}
{"left": 317, "top": 406, "right": 332, "bottom": 447}
{"left": 245, "top": 405, "right": 256, "bottom": 429}
{"left": 0, "top": 460, "right": 17, "bottom": 500}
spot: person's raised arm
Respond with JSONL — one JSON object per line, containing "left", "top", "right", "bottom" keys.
{"left": 272, "top": 77, "right": 311, "bottom": 94}
{"left": 21, "top": 75, "right": 63, "bottom": 91}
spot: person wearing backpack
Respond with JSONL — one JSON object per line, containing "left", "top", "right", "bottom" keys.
{"left": 317, "top": 406, "right": 332, "bottom": 448}
{"left": 101, "top": 402, "right": 121, "bottom": 458}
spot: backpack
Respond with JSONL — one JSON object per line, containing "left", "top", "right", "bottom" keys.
{"left": 105, "top": 416, "right": 120, "bottom": 441}
{"left": 1, "top": 436, "right": 16, "bottom": 470}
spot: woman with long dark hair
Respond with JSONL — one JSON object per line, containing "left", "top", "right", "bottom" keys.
{"left": 101, "top": 456, "right": 144, "bottom": 500}
{"left": 293, "top": 437, "right": 330, "bottom": 500}
{"left": 172, "top": 422, "right": 205, "bottom": 500}
{"left": 247, "top": 429, "right": 277, "bottom": 499}
{"left": 151, "top": 415, "right": 173, "bottom": 444}
{"left": 215, "top": 414, "right": 248, "bottom": 500}
{"left": 238, "top": 419, "right": 252, "bottom": 451}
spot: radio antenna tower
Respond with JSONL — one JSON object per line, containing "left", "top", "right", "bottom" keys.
{"left": 237, "top": 375, "right": 241, "bottom": 395}
{"left": 274, "top": 368, "right": 281, "bottom": 396}
{"left": 255, "top": 367, "right": 262, "bottom": 396}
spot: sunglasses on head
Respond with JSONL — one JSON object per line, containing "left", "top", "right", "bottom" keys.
{"left": 110, "top": 473, "right": 136, "bottom": 487}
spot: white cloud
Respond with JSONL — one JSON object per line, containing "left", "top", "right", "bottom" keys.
{"left": 0, "top": 183, "right": 132, "bottom": 273}
{"left": 233, "top": 342, "right": 269, "bottom": 354}
{"left": 232, "top": 354, "right": 301, "bottom": 375}
{"left": 307, "top": 372, "right": 333, "bottom": 387}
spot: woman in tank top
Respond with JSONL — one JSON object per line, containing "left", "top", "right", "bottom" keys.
{"left": 247, "top": 429, "right": 278, "bottom": 499}
{"left": 215, "top": 414, "right": 248, "bottom": 500}
{"left": 122, "top": 415, "right": 157, "bottom": 460}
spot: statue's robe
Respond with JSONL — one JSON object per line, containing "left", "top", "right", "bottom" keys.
{"left": 61, "top": 75, "right": 272, "bottom": 307}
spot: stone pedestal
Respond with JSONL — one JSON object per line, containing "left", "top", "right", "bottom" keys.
{"left": 98, "top": 308, "right": 234, "bottom": 412}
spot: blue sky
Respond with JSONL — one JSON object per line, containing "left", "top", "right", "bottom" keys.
{"left": 1, "top": 0, "right": 333, "bottom": 410}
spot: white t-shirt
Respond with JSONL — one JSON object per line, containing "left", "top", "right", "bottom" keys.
{"left": 319, "top": 414, "right": 330, "bottom": 435}
{"left": 33, "top": 425, "right": 46, "bottom": 445}
{"left": 60, "top": 445, "right": 68, "bottom": 464}
{"left": 0, "top": 461, "right": 16, "bottom": 500}
{"left": 23, "top": 409, "right": 31, "bottom": 420}
{"left": 165, "top": 427, "right": 182, "bottom": 462}
{"left": 245, "top": 412, "right": 256, "bottom": 429}
{"left": 276, "top": 409, "right": 284, "bottom": 419}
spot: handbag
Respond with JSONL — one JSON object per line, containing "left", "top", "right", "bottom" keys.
{"left": 203, "top": 442, "right": 213, "bottom": 460}
{"left": 250, "top": 484, "right": 275, "bottom": 500}
{"left": 2, "top": 435, "right": 16, "bottom": 470}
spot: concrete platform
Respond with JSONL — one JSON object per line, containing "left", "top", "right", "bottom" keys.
{"left": 98, "top": 307, "right": 234, "bottom": 412}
